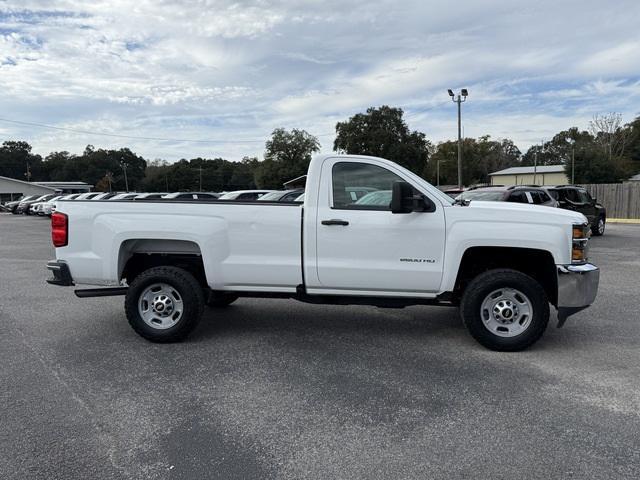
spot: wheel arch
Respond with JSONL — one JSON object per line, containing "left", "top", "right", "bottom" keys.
{"left": 118, "top": 239, "right": 208, "bottom": 287}
{"left": 453, "top": 246, "right": 558, "bottom": 307}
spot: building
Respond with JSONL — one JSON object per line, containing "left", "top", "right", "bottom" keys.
{"left": 0, "top": 176, "right": 92, "bottom": 203}
{"left": 488, "top": 165, "right": 568, "bottom": 186}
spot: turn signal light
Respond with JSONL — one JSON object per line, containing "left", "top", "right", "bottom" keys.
{"left": 51, "top": 212, "right": 68, "bottom": 247}
{"left": 572, "top": 224, "right": 589, "bottom": 239}
{"left": 572, "top": 245, "right": 586, "bottom": 262}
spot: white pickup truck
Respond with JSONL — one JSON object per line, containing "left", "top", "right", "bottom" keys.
{"left": 46, "top": 154, "right": 599, "bottom": 351}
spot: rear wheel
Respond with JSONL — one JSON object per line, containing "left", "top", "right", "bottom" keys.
{"left": 125, "top": 266, "right": 204, "bottom": 342}
{"left": 460, "top": 269, "right": 550, "bottom": 351}
{"left": 592, "top": 216, "right": 605, "bottom": 236}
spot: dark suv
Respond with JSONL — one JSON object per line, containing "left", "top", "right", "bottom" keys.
{"left": 546, "top": 186, "right": 606, "bottom": 236}
{"left": 455, "top": 185, "right": 558, "bottom": 207}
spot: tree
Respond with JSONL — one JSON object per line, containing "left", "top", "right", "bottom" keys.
{"left": 426, "top": 136, "right": 520, "bottom": 186}
{"left": 254, "top": 128, "right": 320, "bottom": 188}
{"left": 0, "top": 141, "right": 43, "bottom": 180}
{"left": 589, "top": 113, "right": 632, "bottom": 161}
{"left": 333, "top": 106, "right": 432, "bottom": 175}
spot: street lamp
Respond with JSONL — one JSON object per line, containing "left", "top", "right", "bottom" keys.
{"left": 568, "top": 138, "right": 576, "bottom": 184}
{"left": 448, "top": 88, "right": 468, "bottom": 189}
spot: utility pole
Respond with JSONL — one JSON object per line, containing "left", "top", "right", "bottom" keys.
{"left": 105, "top": 171, "right": 113, "bottom": 192}
{"left": 436, "top": 158, "right": 440, "bottom": 187}
{"left": 120, "top": 157, "right": 129, "bottom": 192}
{"left": 199, "top": 166, "right": 203, "bottom": 191}
{"left": 24, "top": 163, "right": 32, "bottom": 182}
{"left": 448, "top": 88, "right": 468, "bottom": 189}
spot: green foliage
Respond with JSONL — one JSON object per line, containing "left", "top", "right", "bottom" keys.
{"left": 0, "top": 141, "right": 43, "bottom": 180}
{"left": 427, "top": 136, "right": 521, "bottom": 186}
{"left": 254, "top": 128, "right": 320, "bottom": 188}
{"left": 1, "top": 111, "right": 638, "bottom": 192}
{"left": 333, "top": 106, "right": 432, "bottom": 175}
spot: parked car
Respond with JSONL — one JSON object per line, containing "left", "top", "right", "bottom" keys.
{"left": 455, "top": 186, "right": 558, "bottom": 207}
{"left": 108, "top": 193, "right": 141, "bottom": 201}
{"left": 47, "top": 154, "right": 599, "bottom": 352}
{"left": 162, "top": 192, "right": 220, "bottom": 200}
{"left": 49, "top": 194, "right": 81, "bottom": 216}
{"left": 5, "top": 195, "right": 39, "bottom": 214}
{"left": 90, "top": 192, "right": 120, "bottom": 200}
{"left": 134, "top": 193, "right": 169, "bottom": 200}
{"left": 17, "top": 194, "right": 57, "bottom": 214}
{"left": 257, "top": 189, "right": 305, "bottom": 202}
{"left": 32, "top": 196, "right": 63, "bottom": 215}
{"left": 442, "top": 188, "right": 466, "bottom": 198}
{"left": 546, "top": 186, "right": 606, "bottom": 236}
{"left": 218, "top": 190, "right": 274, "bottom": 201}
{"left": 74, "top": 192, "right": 102, "bottom": 200}
{"left": 354, "top": 190, "right": 393, "bottom": 206}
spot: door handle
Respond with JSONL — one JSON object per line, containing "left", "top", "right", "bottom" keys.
{"left": 321, "top": 219, "right": 349, "bottom": 226}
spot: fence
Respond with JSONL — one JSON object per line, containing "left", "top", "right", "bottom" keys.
{"left": 581, "top": 183, "right": 640, "bottom": 219}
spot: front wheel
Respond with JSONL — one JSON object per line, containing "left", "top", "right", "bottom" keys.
{"left": 125, "top": 266, "right": 205, "bottom": 342}
{"left": 460, "top": 269, "right": 550, "bottom": 351}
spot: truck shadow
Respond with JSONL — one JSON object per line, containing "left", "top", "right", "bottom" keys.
{"left": 195, "top": 299, "right": 466, "bottom": 343}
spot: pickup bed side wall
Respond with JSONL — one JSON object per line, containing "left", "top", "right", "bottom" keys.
{"left": 57, "top": 202, "right": 303, "bottom": 290}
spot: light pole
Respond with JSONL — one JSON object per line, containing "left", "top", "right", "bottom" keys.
{"left": 568, "top": 138, "right": 576, "bottom": 184}
{"left": 105, "top": 171, "right": 113, "bottom": 192}
{"left": 120, "top": 157, "right": 129, "bottom": 192}
{"left": 448, "top": 88, "right": 468, "bottom": 189}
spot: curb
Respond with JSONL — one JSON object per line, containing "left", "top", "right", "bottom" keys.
{"left": 607, "top": 218, "right": 640, "bottom": 224}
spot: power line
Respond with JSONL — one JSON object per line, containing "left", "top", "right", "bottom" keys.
{"left": 0, "top": 118, "right": 266, "bottom": 144}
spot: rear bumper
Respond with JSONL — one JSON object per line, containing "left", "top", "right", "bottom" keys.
{"left": 556, "top": 263, "right": 599, "bottom": 323}
{"left": 46, "top": 260, "right": 74, "bottom": 286}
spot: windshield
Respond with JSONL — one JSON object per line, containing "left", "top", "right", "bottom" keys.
{"left": 456, "top": 191, "right": 505, "bottom": 202}
{"left": 389, "top": 162, "right": 455, "bottom": 206}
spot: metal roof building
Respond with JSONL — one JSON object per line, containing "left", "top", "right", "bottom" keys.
{"left": 488, "top": 165, "right": 568, "bottom": 186}
{"left": 0, "top": 176, "right": 92, "bottom": 203}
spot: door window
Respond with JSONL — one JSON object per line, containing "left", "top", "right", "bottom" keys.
{"left": 577, "top": 190, "right": 591, "bottom": 204}
{"left": 564, "top": 189, "right": 581, "bottom": 203}
{"left": 507, "top": 191, "right": 528, "bottom": 203}
{"left": 332, "top": 162, "right": 405, "bottom": 210}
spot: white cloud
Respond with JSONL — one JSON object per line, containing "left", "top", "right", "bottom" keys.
{"left": 0, "top": 0, "right": 639, "bottom": 159}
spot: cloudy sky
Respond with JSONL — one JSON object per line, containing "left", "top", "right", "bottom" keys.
{"left": 1, "top": 0, "right": 640, "bottom": 161}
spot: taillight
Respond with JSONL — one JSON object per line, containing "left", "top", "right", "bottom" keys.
{"left": 51, "top": 212, "right": 68, "bottom": 247}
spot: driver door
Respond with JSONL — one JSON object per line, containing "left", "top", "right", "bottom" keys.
{"left": 313, "top": 159, "right": 446, "bottom": 295}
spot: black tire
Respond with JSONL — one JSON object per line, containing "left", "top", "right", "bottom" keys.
{"left": 460, "top": 269, "right": 550, "bottom": 351}
{"left": 125, "top": 266, "right": 204, "bottom": 342}
{"left": 591, "top": 216, "right": 605, "bottom": 236}
{"left": 205, "top": 292, "right": 239, "bottom": 308}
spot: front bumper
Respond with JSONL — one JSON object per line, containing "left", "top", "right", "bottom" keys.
{"left": 46, "top": 260, "right": 74, "bottom": 286}
{"left": 556, "top": 263, "right": 599, "bottom": 325}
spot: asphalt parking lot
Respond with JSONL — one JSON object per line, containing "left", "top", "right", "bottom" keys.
{"left": 1, "top": 214, "right": 639, "bottom": 480}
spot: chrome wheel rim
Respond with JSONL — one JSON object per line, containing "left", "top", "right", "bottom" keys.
{"left": 480, "top": 288, "right": 533, "bottom": 338}
{"left": 598, "top": 218, "right": 605, "bottom": 234}
{"left": 138, "top": 283, "right": 184, "bottom": 330}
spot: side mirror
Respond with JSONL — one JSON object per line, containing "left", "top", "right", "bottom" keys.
{"left": 391, "top": 182, "right": 434, "bottom": 214}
